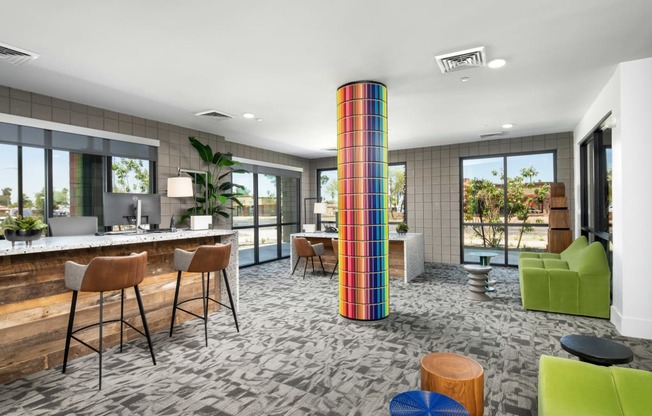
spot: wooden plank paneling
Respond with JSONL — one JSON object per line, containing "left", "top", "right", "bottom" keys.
{"left": 0, "top": 234, "right": 233, "bottom": 384}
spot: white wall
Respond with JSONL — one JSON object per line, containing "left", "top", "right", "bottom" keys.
{"left": 574, "top": 57, "right": 652, "bottom": 339}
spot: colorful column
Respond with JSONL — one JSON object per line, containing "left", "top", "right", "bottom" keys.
{"left": 336, "top": 81, "right": 389, "bottom": 321}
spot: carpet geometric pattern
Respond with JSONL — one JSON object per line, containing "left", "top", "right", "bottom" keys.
{"left": 1, "top": 261, "right": 651, "bottom": 415}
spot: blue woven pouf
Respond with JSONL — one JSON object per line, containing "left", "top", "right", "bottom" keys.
{"left": 389, "top": 390, "right": 470, "bottom": 416}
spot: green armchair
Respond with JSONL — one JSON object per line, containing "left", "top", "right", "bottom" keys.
{"left": 539, "top": 355, "right": 652, "bottom": 415}
{"left": 518, "top": 236, "right": 610, "bottom": 318}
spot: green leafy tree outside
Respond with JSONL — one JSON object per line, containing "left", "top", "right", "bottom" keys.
{"left": 0, "top": 187, "right": 12, "bottom": 207}
{"left": 112, "top": 158, "right": 149, "bottom": 193}
{"left": 464, "top": 165, "right": 550, "bottom": 249}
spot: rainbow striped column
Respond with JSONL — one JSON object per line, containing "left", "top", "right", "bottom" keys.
{"left": 336, "top": 81, "right": 389, "bottom": 321}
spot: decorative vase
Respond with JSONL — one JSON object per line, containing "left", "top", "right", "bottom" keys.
{"left": 3, "top": 229, "right": 43, "bottom": 248}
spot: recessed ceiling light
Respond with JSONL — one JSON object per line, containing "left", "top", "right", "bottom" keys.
{"left": 502, "top": 123, "right": 514, "bottom": 129}
{"left": 461, "top": 77, "right": 470, "bottom": 82}
{"left": 243, "top": 113, "right": 255, "bottom": 119}
{"left": 488, "top": 59, "right": 506, "bottom": 69}
{"left": 256, "top": 118, "right": 262, "bottom": 122}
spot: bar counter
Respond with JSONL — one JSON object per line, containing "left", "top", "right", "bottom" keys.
{"left": 0, "top": 229, "right": 238, "bottom": 384}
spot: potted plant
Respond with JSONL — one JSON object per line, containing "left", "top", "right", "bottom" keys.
{"left": 396, "top": 222, "right": 409, "bottom": 235}
{"left": 180, "top": 137, "right": 248, "bottom": 226}
{"left": 2, "top": 215, "right": 48, "bottom": 247}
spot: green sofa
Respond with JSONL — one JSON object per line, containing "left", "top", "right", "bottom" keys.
{"left": 518, "top": 236, "right": 610, "bottom": 318}
{"left": 539, "top": 355, "right": 652, "bottom": 415}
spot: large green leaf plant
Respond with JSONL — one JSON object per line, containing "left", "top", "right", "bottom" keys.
{"left": 180, "top": 137, "right": 248, "bottom": 223}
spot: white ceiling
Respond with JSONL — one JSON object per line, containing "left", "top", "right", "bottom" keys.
{"left": 1, "top": 1, "right": 651, "bottom": 158}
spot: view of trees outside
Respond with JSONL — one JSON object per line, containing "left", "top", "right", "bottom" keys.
{"left": 0, "top": 146, "right": 151, "bottom": 236}
{"left": 231, "top": 171, "right": 300, "bottom": 266}
{"left": 319, "top": 163, "right": 406, "bottom": 226}
{"left": 52, "top": 150, "right": 71, "bottom": 217}
{"left": 0, "top": 146, "right": 43, "bottom": 231}
{"left": 111, "top": 157, "right": 150, "bottom": 193}
{"left": 462, "top": 153, "right": 554, "bottom": 265}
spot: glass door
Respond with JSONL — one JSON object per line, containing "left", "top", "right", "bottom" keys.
{"left": 232, "top": 168, "right": 300, "bottom": 266}
{"left": 580, "top": 118, "right": 613, "bottom": 267}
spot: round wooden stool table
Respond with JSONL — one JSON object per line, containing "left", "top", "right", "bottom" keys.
{"left": 420, "top": 352, "right": 484, "bottom": 416}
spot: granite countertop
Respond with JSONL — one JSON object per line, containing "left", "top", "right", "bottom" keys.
{"left": 0, "top": 229, "right": 237, "bottom": 256}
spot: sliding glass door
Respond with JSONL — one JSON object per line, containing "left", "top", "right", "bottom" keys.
{"left": 232, "top": 167, "right": 300, "bottom": 267}
{"left": 580, "top": 118, "right": 612, "bottom": 267}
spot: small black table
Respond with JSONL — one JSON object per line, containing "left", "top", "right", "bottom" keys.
{"left": 560, "top": 334, "right": 634, "bottom": 366}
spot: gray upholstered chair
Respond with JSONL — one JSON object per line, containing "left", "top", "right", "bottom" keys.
{"left": 169, "top": 243, "right": 239, "bottom": 347}
{"left": 49, "top": 216, "right": 98, "bottom": 236}
{"left": 62, "top": 251, "right": 155, "bottom": 389}
{"left": 292, "top": 237, "right": 325, "bottom": 278}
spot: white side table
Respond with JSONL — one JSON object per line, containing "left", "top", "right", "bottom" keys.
{"left": 464, "top": 264, "right": 493, "bottom": 301}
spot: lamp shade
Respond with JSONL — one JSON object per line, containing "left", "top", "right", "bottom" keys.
{"left": 167, "top": 176, "right": 194, "bottom": 197}
{"left": 313, "top": 202, "right": 328, "bottom": 215}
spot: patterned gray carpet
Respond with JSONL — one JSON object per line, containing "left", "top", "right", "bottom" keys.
{"left": 2, "top": 261, "right": 652, "bottom": 415}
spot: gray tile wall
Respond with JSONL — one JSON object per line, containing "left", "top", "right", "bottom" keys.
{"left": 310, "top": 133, "right": 574, "bottom": 264}
{"left": 0, "top": 86, "right": 311, "bottom": 227}
{"left": 1, "top": 85, "right": 573, "bottom": 264}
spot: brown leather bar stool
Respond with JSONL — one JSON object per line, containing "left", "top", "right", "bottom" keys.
{"left": 169, "top": 243, "right": 239, "bottom": 347}
{"left": 330, "top": 238, "right": 339, "bottom": 279}
{"left": 62, "top": 251, "right": 156, "bottom": 389}
{"left": 292, "top": 237, "right": 326, "bottom": 278}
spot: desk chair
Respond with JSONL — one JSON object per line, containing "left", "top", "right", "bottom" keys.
{"left": 292, "top": 237, "right": 325, "bottom": 278}
{"left": 49, "top": 216, "right": 98, "bottom": 236}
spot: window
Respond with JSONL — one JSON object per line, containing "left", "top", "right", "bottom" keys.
{"left": 317, "top": 163, "right": 406, "bottom": 229}
{"left": 580, "top": 117, "right": 612, "bottom": 266}
{"left": 110, "top": 157, "right": 151, "bottom": 193}
{"left": 0, "top": 122, "right": 157, "bottom": 236}
{"left": 461, "top": 152, "right": 555, "bottom": 266}
{"left": 232, "top": 166, "right": 300, "bottom": 267}
{"left": 0, "top": 144, "right": 18, "bottom": 234}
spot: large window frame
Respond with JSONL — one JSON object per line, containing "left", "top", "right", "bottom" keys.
{"left": 316, "top": 162, "right": 407, "bottom": 230}
{"left": 460, "top": 150, "right": 557, "bottom": 266}
{"left": 580, "top": 114, "right": 612, "bottom": 266}
{"left": 0, "top": 122, "right": 157, "bottom": 235}
{"left": 232, "top": 165, "right": 301, "bottom": 267}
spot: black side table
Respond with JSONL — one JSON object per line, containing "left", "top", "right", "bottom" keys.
{"left": 560, "top": 334, "right": 634, "bottom": 366}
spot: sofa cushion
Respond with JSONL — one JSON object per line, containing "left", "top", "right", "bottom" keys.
{"left": 519, "top": 252, "right": 542, "bottom": 259}
{"left": 519, "top": 258, "right": 544, "bottom": 269}
{"left": 547, "top": 269, "right": 579, "bottom": 313}
{"left": 612, "top": 366, "right": 652, "bottom": 415}
{"left": 539, "top": 252, "right": 562, "bottom": 260}
{"left": 519, "top": 267, "right": 550, "bottom": 311}
{"left": 560, "top": 235, "right": 589, "bottom": 269}
{"left": 542, "top": 259, "right": 569, "bottom": 270}
{"left": 538, "top": 355, "right": 623, "bottom": 416}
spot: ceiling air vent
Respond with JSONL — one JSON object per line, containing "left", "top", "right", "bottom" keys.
{"left": 435, "top": 46, "right": 485, "bottom": 74}
{"left": 0, "top": 42, "right": 39, "bottom": 66}
{"left": 194, "top": 110, "right": 235, "bottom": 120}
{"left": 479, "top": 132, "right": 504, "bottom": 139}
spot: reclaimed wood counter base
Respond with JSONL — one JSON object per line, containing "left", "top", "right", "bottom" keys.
{"left": 0, "top": 231, "right": 238, "bottom": 384}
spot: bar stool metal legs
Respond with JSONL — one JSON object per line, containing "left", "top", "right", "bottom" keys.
{"left": 62, "top": 285, "right": 156, "bottom": 389}
{"left": 170, "top": 269, "right": 240, "bottom": 347}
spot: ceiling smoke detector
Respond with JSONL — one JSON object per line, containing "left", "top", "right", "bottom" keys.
{"left": 0, "top": 42, "right": 39, "bottom": 66}
{"left": 435, "top": 46, "right": 485, "bottom": 74}
{"left": 194, "top": 110, "right": 235, "bottom": 120}
{"left": 479, "top": 132, "right": 504, "bottom": 139}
